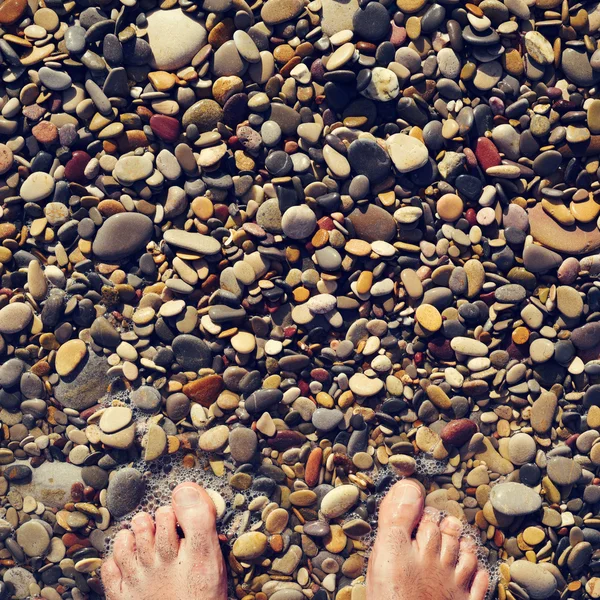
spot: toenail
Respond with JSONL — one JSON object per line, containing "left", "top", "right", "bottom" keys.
{"left": 173, "top": 486, "right": 201, "bottom": 507}
{"left": 441, "top": 518, "right": 462, "bottom": 535}
{"left": 393, "top": 482, "right": 423, "bottom": 505}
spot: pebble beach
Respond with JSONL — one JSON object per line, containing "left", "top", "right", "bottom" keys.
{"left": 1, "top": 0, "right": 600, "bottom": 598}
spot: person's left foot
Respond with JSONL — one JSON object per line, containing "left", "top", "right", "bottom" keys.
{"left": 101, "top": 482, "right": 228, "bottom": 600}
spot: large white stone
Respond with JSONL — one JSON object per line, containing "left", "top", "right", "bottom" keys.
{"left": 146, "top": 8, "right": 207, "bottom": 71}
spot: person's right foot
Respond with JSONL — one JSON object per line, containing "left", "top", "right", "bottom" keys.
{"left": 367, "top": 479, "right": 490, "bottom": 600}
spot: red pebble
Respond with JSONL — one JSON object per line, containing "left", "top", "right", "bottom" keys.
{"left": 317, "top": 216, "right": 335, "bottom": 231}
{"left": 298, "top": 379, "right": 310, "bottom": 396}
{"left": 465, "top": 208, "right": 477, "bottom": 226}
{"left": 64, "top": 150, "right": 91, "bottom": 184}
{"left": 474, "top": 137, "right": 501, "bottom": 171}
{"left": 414, "top": 352, "right": 423, "bottom": 365}
{"left": 149, "top": 114, "right": 180, "bottom": 143}
{"left": 440, "top": 419, "right": 479, "bottom": 447}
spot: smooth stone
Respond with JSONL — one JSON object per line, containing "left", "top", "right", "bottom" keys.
{"left": 233, "top": 532, "right": 268, "bottom": 559}
{"left": 321, "top": 485, "right": 359, "bottom": 518}
{"left": 508, "top": 433, "right": 536, "bottom": 465}
{"left": 55, "top": 339, "right": 87, "bottom": 376}
{"left": 509, "top": 561, "right": 558, "bottom": 599}
{"left": 163, "top": 230, "right": 221, "bottom": 255}
{"left": 0, "top": 303, "right": 32, "bottom": 334}
{"left": 281, "top": 205, "right": 317, "bottom": 240}
{"left": 489, "top": 482, "right": 542, "bottom": 515}
{"left": 528, "top": 204, "right": 600, "bottom": 254}
{"left": 229, "top": 427, "right": 258, "bottom": 463}
{"left": 563, "top": 47, "right": 600, "bottom": 87}
{"left": 54, "top": 351, "right": 111, "bottom": 410}
{"left": 522, "top": 243, "right": 562, "bottom": 273}
{"left": 16, "top": 520, "right": 50, "bottom": 557}
{"left": 348, "top": 204, "right": 396, "bottom": 242}
{"left": 146, "top": 9, "right": 207, "bottom": 71}
{"left": 546, "top": 456, "right": 582, "bottom": 486}
{"left": 106, "top": 468, "right": 146, "bottom": 518}
{"left": 531, "top": 392, "right": 558, "bottom": 433}
{"left": 99, "top": 406, "right": 133, "bottom": 434}
{"left": 386, "top": 134, "right": 429, "bottom": 172}
{"left": 172, "top": 334, "right": 212, "bottom": 371}
{"left": 261, "top": 0, "right": 303, "bottom": 24}
{"left": 20, "top": 172, "right": 54, "bottom": 202}
{"left": 93, "top": 213, "right": 154, "bottom": 262}
{"left": 113, "top": 155, "right": 153, "bottom": 185}
{"left": 347, "top": 139, "right": 391, "bottom": 183}
{"left": 353, "top": 2, "right": 390, "bottom": 42}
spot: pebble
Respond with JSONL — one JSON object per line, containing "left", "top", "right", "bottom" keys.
{"left": 510, "top": 561, "right": 558, "bottom": 599}
{"left": 106, "top": 468, "right": 146, "bottom": 518}
{"left": 490, "top": 482, "right": 542, "bottom": 516}
{"left": 146, "top": 9, "right": 207, "bottom": 71}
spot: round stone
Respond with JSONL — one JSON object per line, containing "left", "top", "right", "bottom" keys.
{"left": 16, "top": 521, "right": 51, "bottom": 557}
{"left": 281, "top": 205, "right": 317, "bottom": 240}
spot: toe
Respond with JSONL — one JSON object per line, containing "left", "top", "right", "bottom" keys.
{"left": 415, "top": 508, "right": 442, "bottom": 557}
{"left": 439, "top": 516, "right": 462, "bottom": 568}
{"left": 130, "top": 512, "right": 155, "bottom": 567}
{"left": 469, "top": 569, "right": 491, "bottom": 600}
{"left": 368, "top": 479, "right": 424, "bottom": 583}
{"left": 155, "top": 506, "right": 180, "bottom": 561}
{"left": 456, "top": 538, "right": 479, "bottom": 589}
{"left": 377, "top": 479, "right": 425, "bottom": 543}
{"left": 113, "top": 529, "right": 137, "bottom": 580}
{"left": 101, "top": 558, "right": 122, "bottom": 600}
{"left": 171, "top": 482, "right": 220, "bottom": 560}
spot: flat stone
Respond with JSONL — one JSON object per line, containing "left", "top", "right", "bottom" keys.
{"left": 490, "top": 482, "right": 542, "bottom": 515}
{"left": 55, "top": 339, "right": 87, "bottom": 377}
{"left": 261, "top": 0, "right": 303, "bottom": 24}
{"left": 163, "top": 229, "right": 222, "bottom": 255}
{"left": 20, "top": 172, "right": 54, "bottom": 202}
{"left": 54, "top": 350, "right": 111, "bottom": 410}
{"left": 93, "top": 213, "right": 154, "bottom": 262}
{"left": 509, "top": 561, "right": 558, "bottom": 599}
{"left": 99, "top": 406, "right": 133, "bottom": 434}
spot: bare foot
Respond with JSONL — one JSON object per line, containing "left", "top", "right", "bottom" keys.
{"left": 101, "top": 482, "right": 228, "bottom": 600}
{"left": 367, "top": 479, "right": 490, "bottom": 600}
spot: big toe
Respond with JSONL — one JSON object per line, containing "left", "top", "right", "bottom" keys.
{"left": 171, "top": 482, "right": 221, "bottom": 561}
{"left": 368, "top": 479, "right": 424, "bottom": 579}
{"left": 378, "top": 479, "right": 425, "bottom": 541}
